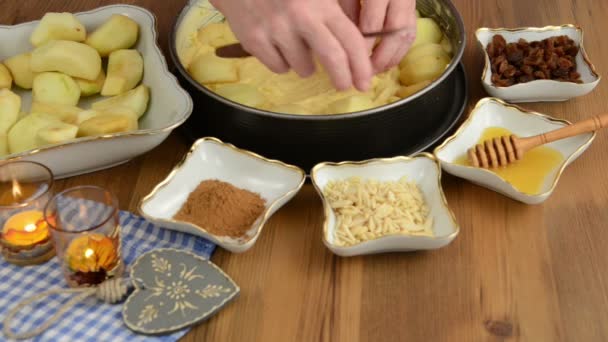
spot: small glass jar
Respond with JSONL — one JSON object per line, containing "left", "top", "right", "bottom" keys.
{"left": 0, "top": 161, "right": 55, "bottom": 266}
{"left": 45, "top": 186, "right": 123, "bottom": 288}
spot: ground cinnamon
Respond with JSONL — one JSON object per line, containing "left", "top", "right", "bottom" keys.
{"left": 174, "top": 179, "right": 266, "bottom": 238}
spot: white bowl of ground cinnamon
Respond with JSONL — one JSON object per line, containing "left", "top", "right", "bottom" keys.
{"left": 138, "top": 137, "right": 306, "bottom": 253}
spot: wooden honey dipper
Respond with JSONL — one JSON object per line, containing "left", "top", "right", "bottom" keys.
{"left": 468, "top": 113, "right": 608, "bottom": 168}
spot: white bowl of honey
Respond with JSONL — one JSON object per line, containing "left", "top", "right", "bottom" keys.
{"left": 434, "top": 97, "right": 596, "bottom": 204}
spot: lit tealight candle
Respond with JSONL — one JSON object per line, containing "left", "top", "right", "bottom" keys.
{"left": 1, "top": 210, "right": 50, "bottom": 248}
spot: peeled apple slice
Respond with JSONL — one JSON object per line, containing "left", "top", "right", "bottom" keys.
{"left": 91, "top": 84, "right": 150, "bottom": 118}
{"left": 30, "top": 12, "right": 86, "bottom": 47}
{"left": 32, "top": 72, "right": 81, "bottom": 106}
{"left": 188, "top": 53, "right": 238, "bottom": 84}
{"left": 399, "top": 53, "right": 450, "bottom": 86}
{"left": 85, "top": 14, "right": 139, "bottom": 57}
{"left": 440, "top": 36, "right": 453, "bottom": 55}
{"left": 0, "top": 89, "right": 21, "bottom": 134}
{"left": 0, "top": 135, "right": 8, "bottom": 157}
{"left": 76, "top": 69, "right": 105, "bottom": 96}
{"left": 215, "top": 84, "right": 266, "bottom": 108}
{"left": 3, "top": 53, "right": 39, "bottom": 89}
{"left": 31, "top": 40, "right": 102, "bottom": 81}
{"left": 8, "top": 113, "right": 61, "bottom": 154}
{"left": 326, "top": 95, "right": 375, "bottom": 114}
{"left": 412, "top": 18, "right": 443, "bottom": 47}
{"left": 399, "top": 43, "right": 450, "bottom": 69}
{"left": 101, "top": 49, "right": 144, "bottom": 96}
{"left": 77, "top": 114, "right": 138, "bottom": 137}
{"left": 197, "top": 22, "right": 238, "bottom": 47}
{"left": 0, "top": 63, "right": 12, "bottom": 89}
{"left": 396, "top": 80, "right": 432, "bottom": 98}
{"left": 30, "top": 102, "right": 82, "bottom": 124}
{"left": 76, "top": 110, "right": 100, "bottom": 125}
{"left": 36, "top": 122, "right": 78, "bottom": 146}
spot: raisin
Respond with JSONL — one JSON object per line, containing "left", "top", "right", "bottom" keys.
{"left": 504, "top": 65, "right": 517, "bottom": 78}
{"left": 506, "top": 44, "right": 524, "bottom": 64}
{"left": 521, "top": 65, "right": 534, "bottom": 75}
{"left": 487, "top": 34, "right": 582, "bottom": 86}
{"left": 518, "top": 75, "right": 534, "bottom": 83}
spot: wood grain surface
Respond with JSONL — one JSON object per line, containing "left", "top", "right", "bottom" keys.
{"left": 2, "top": 0, "right": 607, "bottom": 341}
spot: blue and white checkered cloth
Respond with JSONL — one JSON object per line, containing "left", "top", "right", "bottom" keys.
{"left": 0, "top": 210, "right": 216, "bottom": 342}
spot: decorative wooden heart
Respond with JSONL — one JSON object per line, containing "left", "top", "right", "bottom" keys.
{"left": 122, "top": 249, "right": 239, "bottom": 334}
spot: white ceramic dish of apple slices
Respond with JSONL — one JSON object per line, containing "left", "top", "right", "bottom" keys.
{"left": 476, "top": 25, "right": 601, "bottom": 103}
{"left": 0, "top": 5, "right": 192, "bottom": 179}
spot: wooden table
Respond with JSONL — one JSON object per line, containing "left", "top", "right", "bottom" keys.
{"left": 3, "top": 0, "right": 607, "bottom": 340}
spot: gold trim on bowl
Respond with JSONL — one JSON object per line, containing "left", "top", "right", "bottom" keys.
{"left": 0, "top": 4, "right": 193, "bottom": 163}
{"left": 310, "top": 153, "right": 460, "bottom": 250}
{"left": 476, "top": 24, "right": 601, "bottom": 88}
{"left": 138, "top": 137, "right": 306, "bottom": 247}
{"left": 433, "top": 97, "right": 597, "bottom": 199}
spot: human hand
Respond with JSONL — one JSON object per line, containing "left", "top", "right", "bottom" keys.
{"left": 339, "top": 0, "right": 417, "bottom": 73}
{"left": 209, "top": 0, "right": 374, "bottom": 91}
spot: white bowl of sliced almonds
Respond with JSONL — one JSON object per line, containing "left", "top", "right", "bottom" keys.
{"left": 311, "top": 154, "right": 459, "bottom": 257}
{"left": 0, "top": 5, "right": 192, "bottom": 178}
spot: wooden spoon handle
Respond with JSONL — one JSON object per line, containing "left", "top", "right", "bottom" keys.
{"left": 515, "top": 113, "right": 608, "bottom": 153}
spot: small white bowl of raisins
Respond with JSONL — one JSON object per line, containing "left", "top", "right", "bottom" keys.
{"left": 476, "top": 25, "right": 600, "bottom": 103}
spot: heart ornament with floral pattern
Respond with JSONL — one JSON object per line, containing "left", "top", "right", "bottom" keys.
{"left": 122, "top": 249, "right": 239, "bottom": 334}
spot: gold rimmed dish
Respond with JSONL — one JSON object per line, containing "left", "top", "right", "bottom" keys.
{"left": 138, "top": 137, "right": 306, "bottom": 253}
{"left": 476, "top": 25, "right": 600, "bottom": 103}
{"left": 0, "top": 5, "right": 193, "bottom": 179}
{"left": 434, "top": 97, "right": 596, "bottom": 204}
{"left": 310, "top": 154, "right": 459, "bottom": 257}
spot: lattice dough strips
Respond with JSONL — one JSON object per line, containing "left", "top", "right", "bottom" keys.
{"left": 323, "top": 176, "right": 434, "bottom": 246}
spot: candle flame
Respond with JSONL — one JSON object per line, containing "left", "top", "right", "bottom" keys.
{"left": 24, "top": 223, "right": 37, "bottom": 232}
{"left": 11, "top": 179, "right": 22, "bottom": 200}
{"left": 84, "top": 248, "right": 94, "bottom": 258}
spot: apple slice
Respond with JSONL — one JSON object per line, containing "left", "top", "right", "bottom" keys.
{"left": 215, "top": 84, "right": 266, "bottom": 108}
{"left": 101, "top": 49, "right": 144, "bottom": 96}
{"left": 0, "top": 63, "right": 12, "bottom": 89}
{"left": 75, "top": 110, "right": 100, "bottom": 125}
{"left": 0, "top": 89, "right": 21, "bottom": 134}
{"left": 78, "top": 114, "right": 138, "bottom": 137}
{"left": 76, "top": 69, "right": 105, "bottom": 97}
{"left": 31, "top": 40, "right": 102, "bottom": 81}
{"left": 396, "top": 80, "right": 432, "bottom": 98}
{"left": 32, "top": 72, "right": 81, "bottom": 106}
{"left": 0, "top": 135, "right": 8, "bottom": 157}
{"left": 8, "top": 113, "right": 61, "bottom": 154}
{"left": 30, "top": 102, "right": 82, "bottom": 124}
{"left": 91, "top": 84, "right": 150, "bottom": 118}
{"left": 86, "top": 14, "right": 139, "bottom": 57}
{"left": 36, "top": 122, "right": 78, "bottom": 146}
{"left": 188, "top": 53, "right": 238, "bottom": 84}
{"left": 30, "top": 12, "right": 86, "bottom": 47}
{"left": 3, "top": 53, "right": 39, "bottom": 89}
{"left": 326, "top": 95, "right": 375, "bottom": 114}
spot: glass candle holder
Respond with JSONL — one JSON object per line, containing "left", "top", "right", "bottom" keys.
{"left": 44, "top": 186, "right": 123, "bottom": 288}
{"left": 0, "top": 161, "right": 55, "bottom": 266}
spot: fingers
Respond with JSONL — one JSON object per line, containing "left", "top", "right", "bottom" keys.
{"left": 370, "top": 1, "right": 417, "bottom": 72}
{"left": 327, "top": 16, "right": 374, "bottom": 91}
{"left": 271, "top": 19, "right": 316, "bottom": 77}
{"left": 338, "top": 0, "right": 361, "bottom": 24}
{"left": 299, "top": 22, "right": 353, "bottom": 91}
{"left": 359, "top": 0, "right": 390, "bottom": 52}
{"left": 241, "top": 29, "right": 290, "bottom": 74}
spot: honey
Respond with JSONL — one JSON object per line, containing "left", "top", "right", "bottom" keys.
{"left": 455, "top": 127, "right": 564, "bottom": 194}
